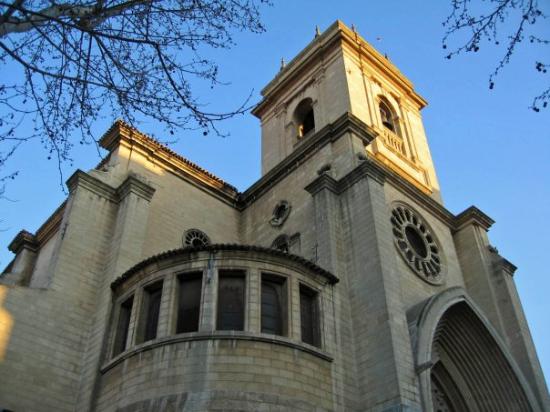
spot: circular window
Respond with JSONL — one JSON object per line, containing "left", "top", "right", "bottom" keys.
{"left": 390, "top": 204, "right": 444, "bottom": 285}
{"left": 183, "top": 229, "right": 210, "bottom": 248}
{"left": 269, "top": 200, "right": 291, "bottom": 227}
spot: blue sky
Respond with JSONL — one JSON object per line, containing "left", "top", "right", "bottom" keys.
{"left": 1, "top": 1, "right": 548, "bottom": 385}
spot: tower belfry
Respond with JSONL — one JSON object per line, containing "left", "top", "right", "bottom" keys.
{"left": 253, "top": 21, "right": 440, "bottom": 201}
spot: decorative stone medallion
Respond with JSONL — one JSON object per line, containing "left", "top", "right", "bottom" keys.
{"left": 390, "top": 204, "right": 444, "bottom": 285}
{"left": 270, "top": 200, "right": 291, "bottom": 227}
{"left": 183, "top": 229, "right": 210, "bottom": 248}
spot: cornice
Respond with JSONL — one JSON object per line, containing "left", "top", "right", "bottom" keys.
{"left": 383, "top": 165, "right": 455, "bottom": 227}
{"left": 111, "top": 244, "right": 339, "bottom": 291}
{"left": 304, "top": 173, "right": 339, "bottom": 195}
{"left": 304, "top": 156, "right": 483, "bottom": 233}
{"left": 116, "top": 174, "right": 156, "bottom": 201}
{"left": 340, "top": 159, "right": 387, "bottom": 188}
{"left": 253, "top": 21, "right": 344, "bottom": 117}
{"left": 35, "top": 201, "right": 66, "bottom": 245}
{"left": 253, "top": 20, "right": 427, "bottom": 117}
{"left": 101, "top": 331, "right": 333, "bottom": 373}
{"left": 8, "top": 230, "right": 38, "bottom": 254}
{"left": 340, "top": 30, "right": 427, "bottom": 109}
{"left": 239, "top": 112, "right": 377, "bottom": 208}
{"left": 494, "top": 256, "right": 517, "bottom": 277}
{"left": 98, "top": 120, "right": 238, "bottom": 202}
{"left": 66, "top": 169, "right": 118, "bottom": 200}
{"left": 454, "top": 206, "right": 495, "bottom": 232}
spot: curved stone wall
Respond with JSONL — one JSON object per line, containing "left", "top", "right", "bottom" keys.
{"left": 96, "top": 245, "right": 338, "bottom": 411}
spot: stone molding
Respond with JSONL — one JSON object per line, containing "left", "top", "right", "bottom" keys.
{"left": 493, "top": 256, "right": 518, "bottom": 276}
{"left": 253, "top": 21, "right": 426, "bottom": 117}
{"left": 241, "top": 112, "right": 377, "bottom": 207}
{"left": 305, "top": 158, "right": 496, "bottom": 235}
{"left": 408, "top": 287, "right": 542, "bottom": 412}
{"left": 66, "top": 169, "right": 156, "bottom": 205}
{"left": 454, "top": 206, "right": 495, "bottom": 232}
{"left": 100, "top": 331, "right": 333, "bottom": 374}
{"left": 339, "top": 158, "right": 386, "bottom": 188}
{"left": 8, "top": 230, "right": 38, "bottom": 254}
{"left": 111, "top": 244, "right": 339, "bottom": 291}
{"left": 66, "top": 169, "right": 117, "bottom": 200}
{"left": 116, "top": 174, "right": 156, "bottom": 201}
{"left": 98, "top": 120, "right": 238, "bottom": 203}
{"left": 304, "top": 173, "right": 339, "bottom": 195}
{"left": 6, "top": 172, "right": 156, "bottom": 267}
{"left": 34, "top": 201, "right": 66, "bottom": 245}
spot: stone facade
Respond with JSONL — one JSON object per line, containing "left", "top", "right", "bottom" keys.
{"left": 1, "top": 21, "right": 548, "bottom": 412}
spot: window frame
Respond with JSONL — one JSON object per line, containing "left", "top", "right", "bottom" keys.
{"left": 112, "top": 294, "right": 134, "bottom": 357}
{"left": 299, "top": 283, "right": 321, "bottom": 348}
{"left": 261, "top": 273, "right": 288, "bottom": 336}
{"left": 378, "top": 97, "right": 401, "bottom": 137}
{"left": 136, "top": 280, "right": 164, "bottom": 344}
{"left": 175, "top": 271, "right": 203, "bottom": 334}
{"left": 294, "top": 98, "right": 315, "bottom": 138}
{"left": 216, "top": 269, "right": 247, "bottom": 331}
{"left": 107, "top": 253, "right": 334, "bottom": 365}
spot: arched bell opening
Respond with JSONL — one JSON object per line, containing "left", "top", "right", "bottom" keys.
{"left": 378, "top": 97, "right": 401, "bottom": 137}
{"left": 411, "top": 288, "right": 541, "bottom": 412}
{"left": 294, "top": 98, "right": 315, "bottom": 138}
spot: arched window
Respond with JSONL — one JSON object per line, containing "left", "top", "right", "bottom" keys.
{"left": 379, "top": 99, "right": 400, "bottom": 136}
{"left": 294, "top": 98, "right": 315, "bottom": 138}
{"left": 183, "top": 229, "right": 210, "bottom": 248}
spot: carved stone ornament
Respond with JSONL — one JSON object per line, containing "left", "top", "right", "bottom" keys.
{"left": 270, "top": 200, "right": 291, "bottom": 227}
{"left": 390, "top": 203, "right": 444, "bottom": 285}
{"left": 183, "top": 229, "right": 211, "bottom": 248}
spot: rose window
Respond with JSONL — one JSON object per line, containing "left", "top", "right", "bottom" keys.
{"left": 390, "top": 204, "right": 444, "bottom": 285}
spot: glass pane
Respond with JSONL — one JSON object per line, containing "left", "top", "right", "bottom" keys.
{"left": 143, "top": 284, "right": 162, "bottom": 342}
{"left": 113, "top": 296, "right": 133, "bottom": 356}
{"left": 217, "top": 273, "right": 245, "bottom": 331}
{"left": 177, "top": 274, "right": 202, "bottom": 333}
{"left": 300, "top": 286, "right": 319, "bottom": 347}
{"left": 261, "top": 280, "right": 283, "bottom": 335}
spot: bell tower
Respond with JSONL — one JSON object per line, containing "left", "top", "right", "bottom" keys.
{"left": 253, "top": 21, "right": 441, "bottom": 202}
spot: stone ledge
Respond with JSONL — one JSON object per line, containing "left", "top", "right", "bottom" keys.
{"left": 111, "top": 244, "right": 339, "bottom": 291}
{"left": 493, "top": 256, "right": 517, "bottom": 276}
{"left": 8, "top": 230, "right": 38, "bottom": 254}
{"left": 100, "top": 331, "right": 333, "bottom": 373}
{"left": 454, "top": 206, "right": 495, "bottom": 232}
{"left": 66, "top": 169, "right": 117, "bottom": 200}
{"left": 304, "top": 158, "right": 498, "bottom": 235}
{"left": 116, "top": 174, "right": 156, "bottom": 201}
{"left": 239, "top": 112, "right": 377, "bottom": 208}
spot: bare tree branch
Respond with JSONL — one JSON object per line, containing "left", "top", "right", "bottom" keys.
{"left": 443, "top": 0, "right": 548, "bottom": 111}
{"left": 0, "top": 0, "right": 269, "bottom": 187}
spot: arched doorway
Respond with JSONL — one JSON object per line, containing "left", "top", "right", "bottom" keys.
{"left": 411, "top": 288, "right": 540, "bottom": 412}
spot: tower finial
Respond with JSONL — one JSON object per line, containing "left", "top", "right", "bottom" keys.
{"left": 315, "top": 25, "right": 321, "bottom": 37}
{"left": 280, "top": 57, "right": 286, "bottom": 71}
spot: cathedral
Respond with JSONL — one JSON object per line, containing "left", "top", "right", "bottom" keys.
{"left": 1, "top": 21, "right": 548, "bottom": 411}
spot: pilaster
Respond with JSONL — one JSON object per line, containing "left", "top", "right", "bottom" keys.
{"left": 77, "top": 172, "right": 155, "bottom": 411}
{"left": 109, "top": 174, "right": 156, "bottom": 278}
{"left": 2, "top": 231, "right": 38, "bottom": 285}
{"left": 305, "top": 172, "right": 340, "bottom": 273}
{"left": 453, "top": 206, "right": 506, "bottom": 336}
{"left": 341, "top": 168, "right": 421, "bottom": 411}
{"left": 489, "top": 252, "right": 550, "bottom": 410}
